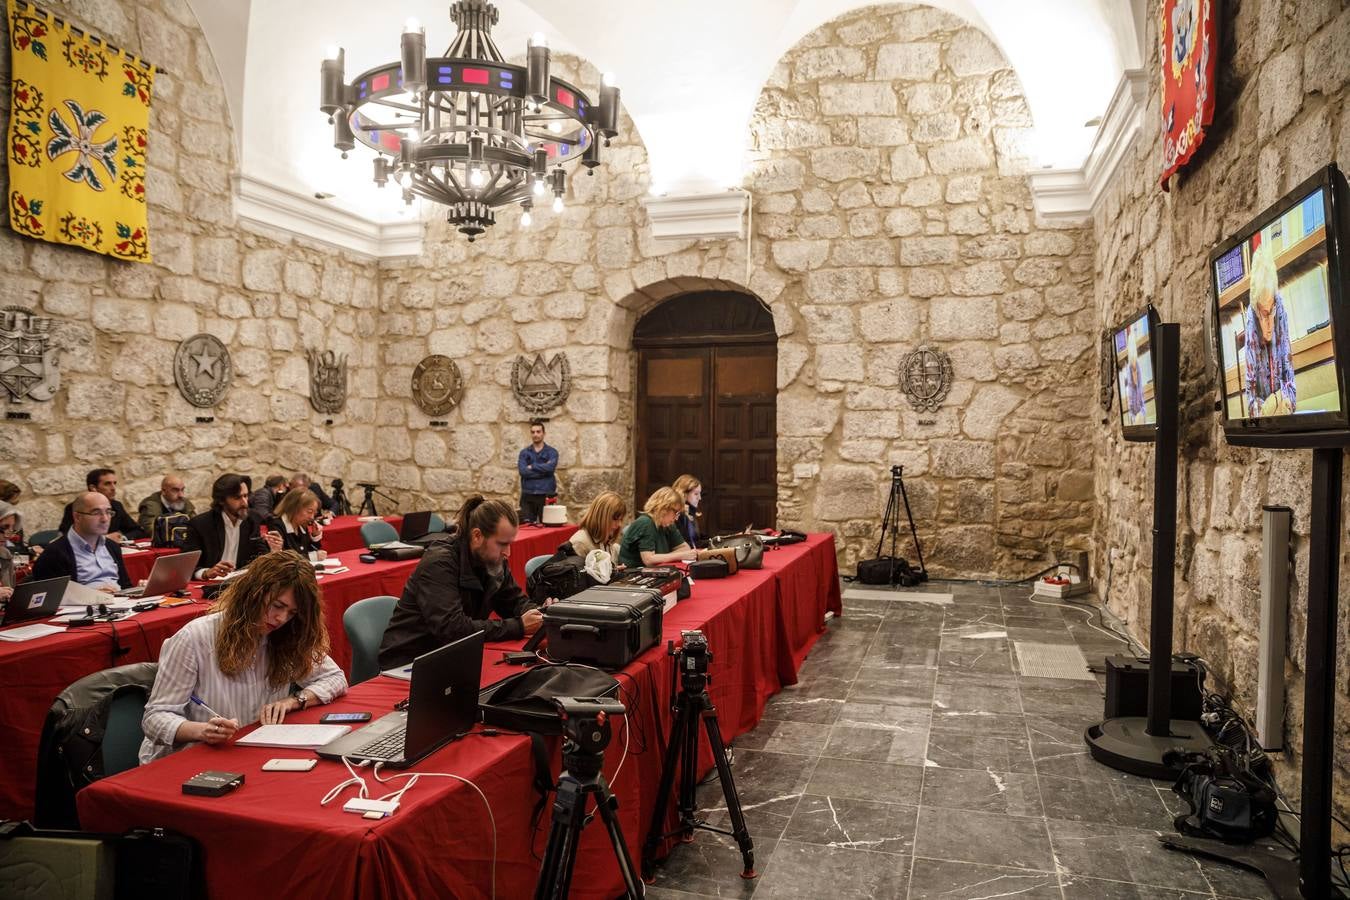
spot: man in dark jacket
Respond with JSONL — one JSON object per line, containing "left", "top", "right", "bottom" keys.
{"left": 185, "top": 474, "right": 283, "bottom": 579}
{"left": 249, "top": 474, "right": 287, "bottom": 519}
{"left": 57, "top": 468, "right": 143, "bottom": 541}
{"left": 32, "top": 491, "right": 132, "bottom": 591}
{"left": 516, "top": 420, "right": 559, "bottom": 523}
{"left": 379, "top": 496, "right": 541, "bottom": 669}
{"left": 289, "top": 472, "right": 334, "bottom": 517}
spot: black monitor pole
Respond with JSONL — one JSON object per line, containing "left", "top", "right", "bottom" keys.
{"left": 1086, "top": 323, "right": 1214, "bottom": 778}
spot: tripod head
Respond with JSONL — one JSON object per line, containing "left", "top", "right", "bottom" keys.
{"left": 668, "top": 630, "right": 713, "bottom": 702}
{"left": 554, "top": 696, "right": 626, "bottom": 778}
{"left": 890, "top": 464, "right": 904, "bottom": 480}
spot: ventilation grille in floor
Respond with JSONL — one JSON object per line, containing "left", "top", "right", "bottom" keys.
{"left": 1014, "top": 641, "right": 1094, "bottom": 680}
{"left": 842, "top": 587, "right": 954, "bottom": 605}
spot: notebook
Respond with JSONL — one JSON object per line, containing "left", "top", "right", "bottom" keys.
{"left": 234, "top": 724, "right": 351, "bottom": 749}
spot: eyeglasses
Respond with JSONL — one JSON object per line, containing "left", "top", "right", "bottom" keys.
{"left": 75, "top": 509, "right": 114, "bottom": 518}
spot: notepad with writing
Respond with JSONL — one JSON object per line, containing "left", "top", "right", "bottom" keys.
{"left": 235, "top": 724, "right": 351, "bottom": 749}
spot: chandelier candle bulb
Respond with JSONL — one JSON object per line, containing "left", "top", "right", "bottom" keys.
{"left": 333, "top": 114, "right": 355, "bottom": 157}
{"left": 372, "top": 157, "right": 389, "bottom": 187}
{"left": 520, "top": 206, "right": 532, "bottom": 227}
{"left": 552, "top": 195, "right": 564, "bottom": 213}
{"left": 400, "top": 23, "right": 426, "bottom": 96}
{"left": 526, "top": 33, "right": 550, "bottom": 108}
{"left": 319, "top": 48, "right": 345, "bottom": 116}
{"left": 598, "top": 80, "right": 620, "bottom": 138}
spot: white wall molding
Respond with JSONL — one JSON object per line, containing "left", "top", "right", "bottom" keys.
{"left": 1029, "top": 68, "right": 1149, "bottom": 224}
{"left": 233, "top": 174, "right": 424, "bottom": 259}
{"left": 641, "top": 190, "right": 748, "bottom": 241}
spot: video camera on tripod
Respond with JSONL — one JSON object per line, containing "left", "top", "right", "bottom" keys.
{"left": 856, "top": 465, "right": 928, "bottom": 587}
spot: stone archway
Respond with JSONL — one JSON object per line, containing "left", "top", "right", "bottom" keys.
{"left": 631, "top": 288, "right": 777, "bottom": 536}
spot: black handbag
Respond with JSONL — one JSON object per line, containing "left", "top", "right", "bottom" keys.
{"left": 689, "top": 558, "right": 729, "bottom": 579}
{"left": 478, "top": 663, "right": 620, "bottom": 735}
{"left": 709, "top": 533, "right": 764, "bottom": 569}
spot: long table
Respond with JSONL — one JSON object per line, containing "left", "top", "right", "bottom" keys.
{"left": 0, "top": 523, "right": 579, "bottom": 823}
{"left": 76, "top": 534, "right": 841, "bottom": 900}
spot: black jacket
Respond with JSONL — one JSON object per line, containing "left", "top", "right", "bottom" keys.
{"left": 30, "top": 533, "right": 132, "bottom": 590}
{"left": 379, "top": 537, "right": 537, "bottom": 669}
{"left": 266, "top": 515, "right": 323, "bottom": 556}
{"left": 306, "top": 483, "right": 335, "bottom": 514}
{"left": 249, "top": 488, "right": 280, "bottom": 518}
{"left": 58, "top": 498, "right": 144, "bottom": 540}
{"left": 183, "top": 509, "right": 268, "bottom": 572}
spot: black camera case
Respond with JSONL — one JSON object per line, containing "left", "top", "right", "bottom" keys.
{"left": 542, "top": 586, "right": 664, "bottom": 669}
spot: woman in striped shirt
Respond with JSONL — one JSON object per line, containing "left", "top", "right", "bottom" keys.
{"left": 139, "top": 551, "right": 348, "bottom": 763}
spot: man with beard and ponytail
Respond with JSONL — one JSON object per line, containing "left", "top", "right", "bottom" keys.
{"left": 378, "top": 495, "right": 543, "bottom": 670}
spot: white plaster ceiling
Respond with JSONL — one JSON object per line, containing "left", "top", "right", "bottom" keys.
{"left": 195, "top": 0, "right": 1145, "bottom": 226}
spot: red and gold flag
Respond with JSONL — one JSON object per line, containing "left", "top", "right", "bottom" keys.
{"left": 1159, "top": 0, "right": 1218, "bottom": 189}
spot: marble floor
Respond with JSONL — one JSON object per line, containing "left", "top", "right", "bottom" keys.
{"left": 644, "top": 582, "right": 1281, "bottom": 900}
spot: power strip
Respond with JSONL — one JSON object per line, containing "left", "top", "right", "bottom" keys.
{"left": 343, "top": 797, "right": 399, "bottom": 818}
{"left": 1032, "top": 578, "right": 1092, "bottom": 599}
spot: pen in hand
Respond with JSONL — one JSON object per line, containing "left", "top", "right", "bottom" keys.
{"left": 189, "top": 694, "right": 223, "bottom": 719}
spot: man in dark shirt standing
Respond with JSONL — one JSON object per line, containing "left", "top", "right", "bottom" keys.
{"left": 58, "top": 468, "right": 144, "bottom": 541}
{"left": 250, "top": 474, "right": 287, "bottom": 519}
{"left": 516, "top": 420, "right": 558, "bottom": 524}
{"left": 379, "top": 496, "right": 542, "bottom": 669}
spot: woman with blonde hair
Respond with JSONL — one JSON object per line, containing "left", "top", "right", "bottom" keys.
{"left": 1243, "top": 239, "right": 1297, "bottom": 417}
{"left": 139, "top": 551, "right": 348, "bottom": 763}
{"left": 570, "top": 491, "right": 627, "bottom": 561}
{"left": 618, "top": 487, "right": 697, "bottom": 568}
{"left": 267, "top": 487, "right": 326, "bottom": 559}
{"left": 671, "top": 474, "right": 703, "bottom": 548}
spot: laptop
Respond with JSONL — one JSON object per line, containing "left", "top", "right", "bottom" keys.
{"left": 2, "top": 576, "right": 70, "bottom": 626}
{"left": 115, "top": 550, "right": 201, "bottom": 598}
{"left": 317, "top": 630, "right": 484, "bottom": 768}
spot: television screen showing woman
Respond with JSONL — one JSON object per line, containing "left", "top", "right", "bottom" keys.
{"left": 1115, "top": 308, "right": 1157, "bottom": 431}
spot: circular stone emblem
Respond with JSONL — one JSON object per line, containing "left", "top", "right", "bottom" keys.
{"left": 898, "top": 345, "right": 953, "bottom": 413}
{"left": 411, "top": 354, "right": 464, "bottom": 416}
{"left": 173, "top": 333, "right": 232, "bottom": 408}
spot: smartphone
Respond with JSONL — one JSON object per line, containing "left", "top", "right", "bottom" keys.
{"left": 259, "top": 525, "right": 270, "bottom": 536}
{"left": 262, "top": 758, "right": 317, "bottom": 772}
{"left": 320, "top": 711, "right": 373, "bottom": 724}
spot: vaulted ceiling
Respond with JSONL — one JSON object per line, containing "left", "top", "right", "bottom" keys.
{"left": 190, "top": 0, "right": 1145, "bottom": 228}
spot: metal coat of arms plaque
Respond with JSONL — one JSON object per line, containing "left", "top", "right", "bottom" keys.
{"left": 308, "top": 349, "right": 348, "bottom": 414}
{"left": 0, "top": 305, "right": 61, "bottom": 403}
{"left": 174, "top": 333, "right": 232, "bottom": 408}
{"left": 512, "top": 352, "right": 571, "bottom": 415}
{"left": 411, "top": 354, "right": 464, "bottom": 417}
{"left": 898, "top": 345, "right": 953, "bottom": 413}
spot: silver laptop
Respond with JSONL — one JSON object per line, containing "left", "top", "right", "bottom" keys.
{"left": 116, "top": 550, "right": 201, "bottom": 597}
{"left": 317, "top": 631, "right": 484, "bottom": 768}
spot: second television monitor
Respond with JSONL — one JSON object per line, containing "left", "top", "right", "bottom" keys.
{"left": 1114, "top": 304, "right": 1159, "bottom": 441}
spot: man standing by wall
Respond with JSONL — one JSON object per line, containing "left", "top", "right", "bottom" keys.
{"left": 517, "top": 420, "right": 558, "bottom": 524}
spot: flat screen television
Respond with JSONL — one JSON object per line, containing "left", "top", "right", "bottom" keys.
{"left": 1209, "top": 164, "right": 1350, "bottom": 448}
{"left": 1114, "top": 304, "right": 1160, "bottom": 441}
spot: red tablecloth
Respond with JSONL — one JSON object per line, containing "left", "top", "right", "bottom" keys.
{"left": 321, "top": 516, "right": 404, "bottom": 553}
{"left": 76, "top": 534, "right": 840, "bottom": 900}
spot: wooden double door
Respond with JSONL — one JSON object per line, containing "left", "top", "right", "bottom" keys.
{"left": 636, "top": 343, "right": 777, "bottom": 537}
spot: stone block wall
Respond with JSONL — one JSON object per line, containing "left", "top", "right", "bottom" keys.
{"left": 377, "top": 4, "right": 1099, "bottom": 577}
{"left": 1093, "top": 0, "right": 1350, "bottom": 832}
{"left": 0, "top": 0, "right": 381, "bottom": 529}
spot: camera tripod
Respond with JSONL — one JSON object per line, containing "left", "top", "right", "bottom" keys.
{"left": 330, "top": 479, "right": 353, "bottom": 516}
{"left": 355, "top": 482, "right": 398, "bottom": 517}
{"left": 876, "top": 464, "right": 927, "bottom": 584}
{"left": 535, "top": 698, "right": 643, "bottom": 900}
{"left": 641, "top": 632, "right": 755, "bottom": 883}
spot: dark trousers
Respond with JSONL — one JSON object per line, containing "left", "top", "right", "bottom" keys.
{"left": 519, "top": 493, "right": 549, "bottom": 523}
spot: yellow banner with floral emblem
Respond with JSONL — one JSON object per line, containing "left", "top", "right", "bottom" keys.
{"left": 7, "top": 0, "right": 153, "bottom": 261}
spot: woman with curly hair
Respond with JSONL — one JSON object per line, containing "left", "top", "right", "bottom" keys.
{"left": 139, "top": 551, "right": 348, "bottom": 763}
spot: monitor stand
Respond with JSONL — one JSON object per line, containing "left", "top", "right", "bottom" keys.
{"left": 1085, "top": 323, "right": 1213, "bottom": 778}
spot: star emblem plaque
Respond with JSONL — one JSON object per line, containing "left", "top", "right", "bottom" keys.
{"left": 411, "top": 354, "right": 464, "bottom": 417}
{"left": 173, "top": 333, "right": 232, "bottom": 407}
{"left": 511, "top": 352, "right": 571, "bottom": 415}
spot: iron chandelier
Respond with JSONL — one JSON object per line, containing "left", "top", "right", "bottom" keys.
{"left": 320, "top": 0, "right": 620, "bottom": 240}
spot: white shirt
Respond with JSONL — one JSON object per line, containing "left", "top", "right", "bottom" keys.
{"left": 139, "top": 613, "right": 348, "bottom": 764}
{"left": 221, "top": 512, "right": 241, "bottom": 568}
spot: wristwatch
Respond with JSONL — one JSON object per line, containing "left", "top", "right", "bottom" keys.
{"left": 292, "top": 690, "right": 309, "bottom": 711}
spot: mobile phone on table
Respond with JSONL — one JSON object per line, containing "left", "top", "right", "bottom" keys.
{"left": 320, "top": 711, "right": 373, "bottom": 724}
{"left": 262, "top": 758, "right": 317, "bottom": 772}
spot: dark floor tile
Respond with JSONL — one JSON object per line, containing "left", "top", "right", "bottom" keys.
{"left": 1006, "top": 625, "right": 1077, "bottom": 644}
{"left": 1059, "top": 875, "right": 1209, "bottom": 899}
{"left": 1193, "top": 854, "right": 1283, "bottom": 899}
{"left": 936, "top": 648, "right": 1014, "bottom": 674}
{"left": 823, "top": 722, "right": 928, "bottom": 766}
{"left": 794, "top": 653, "right": 864, "bottom": 682}
{"left": 1047, "top": 819, "right": 1216, "bottom": 891}
{"left": 912, "top": 806, "right": 1053, "bottom": 871}
{"left": 697, "top": 749, "right": 813, "bottom": 822}
{"left": 920, "top": 766, "right": 1042, "bottom": 817}
{"left": 1025, "top": 713, "right": 1139, "bottom": 782}
{"left": 846, "top": 664, "right": 936, "bottom": 707}
{"left": 906, "top": 858, "right": 1060, "bottom": 899}
{"left": 939, "top": 608, "right": 1006, "bottom": 629}
{"left": 924, "top": 725, "right": 1036, "bottom": 773}
{"left": 732, "top": 720, "right": 831, "bottom": 757}
{"left": 1039, "top": 772, "right": 1174, "bottom": 830}
{"left": 780, "top": 794, "right": 917, "bottom": 855}
{"left": 1018, "top": 681, "right": 1103, "bottom": 719}
{"left": 932, "top": 671, "right": 1021, "bottom": 714}
{"left": 776, "top": 673, "right": 854, "bottom": 701}
{"left": 760, "top": 693, "right": 844, "bottom": 725}
{"left": 647, "top": 830, "right": 776, "bottom": 899}
{"left": 862, "top": 643, "right": 940, "bottom": 668}
{"left": 804, "top": 756, "right": 923, "bottom": 805}
{"left": 751, "top": 840, "right": 907, "bottom": 899}
{"left": 928, "top": 709, "right": 1027, "bottom": 737}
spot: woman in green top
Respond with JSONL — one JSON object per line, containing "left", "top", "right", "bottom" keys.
{"left": 618, "top": 487, "right": 699, "bottom": 568}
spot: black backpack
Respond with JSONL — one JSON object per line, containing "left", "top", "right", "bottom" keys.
{"left": 525, "top": 542, "right": 596, "bottom": 604}
{"left": 151, "top": 513, "right": 190, "bottom": 548}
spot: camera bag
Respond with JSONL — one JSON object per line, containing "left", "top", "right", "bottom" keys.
{"left": 688, "top": 558, "right": 729, "bottom": 579}
{"left": 857, "top": 556, "right": 917, "bottom": 585}
{"left": 477, "top": 663, "right": 620, "bottom": 735}
{"left": 542, "top": 586, "right": 663, "bottom": 669}
{"left": 709, "top": 533, "right": 764, "bottom": 569}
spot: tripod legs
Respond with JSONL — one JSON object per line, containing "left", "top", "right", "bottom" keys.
{"left": 641, "top": 691, "right": 755, "bottom": 882}
{"left": 535, "top": 774, "right": 643, "bottom": 900}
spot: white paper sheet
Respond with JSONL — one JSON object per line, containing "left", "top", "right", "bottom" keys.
{"left": 235, "top": 724, "right": 352, "bottom": 749}
{"left": 0, "top": 623, "right": 67, "bottom": 641}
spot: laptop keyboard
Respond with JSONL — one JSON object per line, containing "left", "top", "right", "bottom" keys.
{"left": 355, "top": 729, "right": 406, "bottom": 760}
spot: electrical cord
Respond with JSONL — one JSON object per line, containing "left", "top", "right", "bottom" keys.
{"left": 930, "top": 562, "right": 1083, "bottom": 588}
{"left": 1024, "top": 594, "right": 1137, "bottom": 648}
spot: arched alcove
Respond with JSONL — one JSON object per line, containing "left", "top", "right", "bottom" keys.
{"left": 633, "top": 290, "right": 777, "bottom": 534}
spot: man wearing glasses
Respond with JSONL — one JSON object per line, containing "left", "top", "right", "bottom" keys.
{"left": 57, "top": 468, "right": 145, "bottom": 542}
{"left": 31, "top": 491, "right": 132, "bottom": 592}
